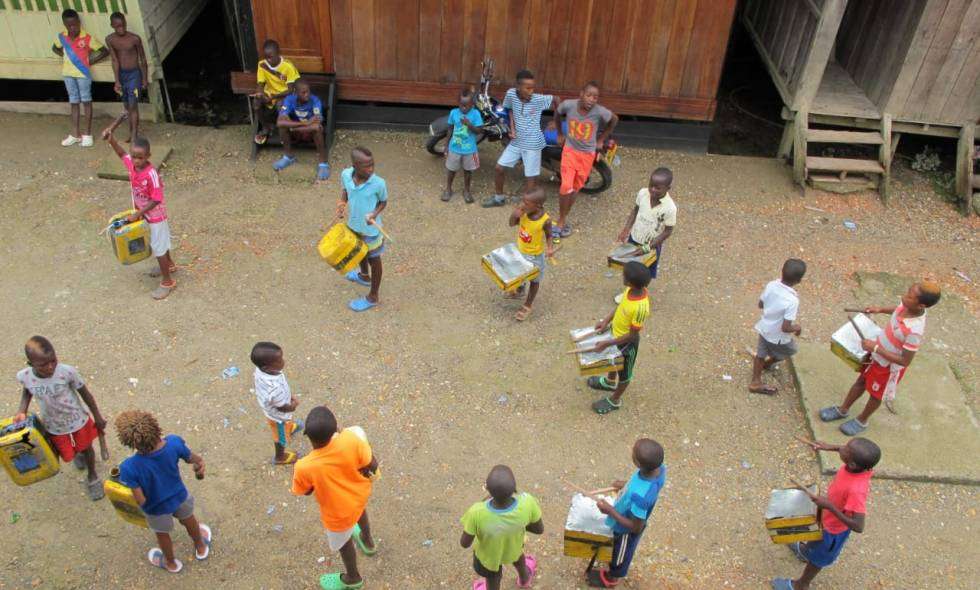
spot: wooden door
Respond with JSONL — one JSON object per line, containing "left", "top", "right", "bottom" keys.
{"left": 251, "top": 0, "right": 333, "bottom": 73}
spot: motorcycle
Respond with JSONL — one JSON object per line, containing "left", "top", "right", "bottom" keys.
{"left": 426, "top": 57, "right": 615, "bottom": 195}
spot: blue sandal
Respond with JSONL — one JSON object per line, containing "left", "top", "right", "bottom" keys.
{"left": 771, "top": 579, "right": 795, "bottom": 590}
{"left": 348, "top": 297, "right": 378, "bottom": 312}
{"left": 345, "top": 270, "right": 371, "bottom": 287}
{"left": 273, "top": 155, "right": 297, "bottom": 171}
{"left": 317, "top": 162, "right": 330, "bottom": 181}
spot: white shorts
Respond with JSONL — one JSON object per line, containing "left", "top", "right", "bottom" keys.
{"left": 149, "top": 220, "right": 171, "bottom": 257}
{"left": 497, "top": 143, "right": 542, "bottom": 177}
{"left": 326, "top": 526, "right": 356, "bottom": 551}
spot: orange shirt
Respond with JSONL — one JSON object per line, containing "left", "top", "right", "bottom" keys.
{"left": 291, "top": 429, "right": 373, "bottom": 531}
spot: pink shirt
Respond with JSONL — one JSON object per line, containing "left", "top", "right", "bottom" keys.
{"left": 822, "top": 467, "right": 872, "bottom": 534}
{"left": 123, "top": 155, "right": 167, "bottom": 223}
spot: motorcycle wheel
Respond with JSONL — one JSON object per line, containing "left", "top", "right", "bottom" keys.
{"left": 580, "top": 160, "right": 613, "bottom": 195}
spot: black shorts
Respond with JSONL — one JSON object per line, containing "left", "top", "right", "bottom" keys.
{"left": 473, "top": 554, "right": 502, "bottom": 579}
{"left": 618, "top": 341, "right": 639, "bottom": 384}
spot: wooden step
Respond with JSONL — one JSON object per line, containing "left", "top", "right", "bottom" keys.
{"left": 807, "top": 129, "right": 883, "bottom": 144}
{"left": 806, "top": 156, "right": 884, "bottom": 174}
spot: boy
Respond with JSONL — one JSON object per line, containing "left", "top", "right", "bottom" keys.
{"left": 460, "top": 465, "right": 544, "bottom": 590}
{"left": 103, "top": 128, "right": 176, "bottom": 299}
{"left": 336, "top": 147, "right": 388, "bottom": 312}
{"left": 14, "top": 336, "right": 107, "bottom": 500}
{"left": 115, "top": 410, "right": 211, "bottom": 573}
{"left": 250, "top": 341, "right": 302, "bottom": 465}
{"left": 580, "top": 262, "right": 651, "bottom": 414}
{"left": 105, "top": 12, "right": 148, "bottom": 142}
{"left": 251, "top": 39, "right": 300, "bottom": 144}
{"left": 292, "top": 406, "right": 379, "bottom": 590}
{"left": 483, "top": 70, "right": 556, "bottom": 208}
{"left": 442, "top": 88, "right": 484, "bottom": 204}
{"left": 749, "top": 259, "right": 806, "bottom": 395}
{"left": 52, "top": 9, "right": 108, "bottom": 147}
{"left": 772, "top": 437, "right": 881, "bottom": 590}
{"left": 591, "top": 438, "right": 667, "bottom": 588}
{"left": 553, "top": 81, "right": 618, "bottom": 239}
{"left": 273, "top": 79, "right": 330, "bottom": 181}
{"left": 508, "top": 187, "right": 555, "bottom": 321}
{"left": 616, "top": 168, "right": 677, "bottom": 285}
{"left": 820, "top": 281, "right": 941, "bottom": 434}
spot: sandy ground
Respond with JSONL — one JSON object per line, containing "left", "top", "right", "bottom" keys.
{"left": 0, "top": 112, "right": 978, "bottom": 590}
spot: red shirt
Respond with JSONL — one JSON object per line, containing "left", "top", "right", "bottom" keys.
{"left": 123, "top": 155, "right": 167, "bottom": 223}
{"left": 822, "top": 467, "right": 872, "bottom": 534}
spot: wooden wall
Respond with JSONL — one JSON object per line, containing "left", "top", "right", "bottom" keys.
{"left": 743, "top": 0, "right": 823, "bottom": 106}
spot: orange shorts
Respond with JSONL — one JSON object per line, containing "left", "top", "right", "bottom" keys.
{"left": 862, "top": 361, "right": 906, "bottom": 401}
{"left": 268, "top": 419, "right": 300, "bottom": 446}
{"left": 559, "top": 146, "right": 595, "bottom": 195}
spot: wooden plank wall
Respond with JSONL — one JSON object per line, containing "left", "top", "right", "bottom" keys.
{"left": 743, "top": 0, "right": 821, "bottom": 105}
{"left": 251, "top": 0, "right": 332, "bottom": 73}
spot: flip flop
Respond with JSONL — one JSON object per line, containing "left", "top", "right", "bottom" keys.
{"left": 152, "top": 282, "right": 175, "bottom": 300}
{"left": 592, "top": 397, "right": 621, "bottom": 415}
{"left": 481, "top": 194, "right": 508, "bottom": 208}
{"left": 749, "top": 385, "right": 778, "bottom": 395}
{"left": 148, "top": 265, "right": 178, "bottom": 278}
{"left": 272, "top": 155, "right": 297, "bottom": 171}
{"left": 819, "top": 406, "right": 848, "bottom": 422}
{"left": 147, "top": 548, "right": 183, "bottom": 573}
{"left": 771, "top": 579, "right": 795, "bottom": 590}
{"left": 463, "top": 190, "right": 475, "bottom": 204}
{"left": 319, "top": 572, "right": 364, "bottom": 590}
{"left": 473, "top": 580, "right": 487, "bottom": 590}
{"left": 515, "top": 305, "right": 532, "bottom": 321}
{"left": 559, "top": 223, "right": 573, "bottom": 238}
{"left": 317, "top": 162, "right": 331, "bottom": 181}
{"left": 517, "top": 554, "right": 537, "bottom": 588}
{"left": 72, "top": 454, "right": 87, "bottom": 471}
{"left": 273, "top": 450, "right": 298, "bottom": 465}
{"left": 196, "top": 523, "right": 212, "bottom": 560}
{"left": 585, "top": 568, "right": 619, "bottom": 587}
{"left": 345, "top": 271, "right": 371, "bottom": 287}
{"left": 348, "top": 297, "right": 378, "bottom": 312}
{"left": 352, "top": 523, "right": 377, "bottom": 556}
{"left": 87, "top": 479, "right": 105, "bottom": 501}
{"left": 441, "top": 190, "right": 453, "bottom": 202}
{"left": 839, "top": 418, "right": 867, "bottom": 436}
{"left": 587, "top": 376, "right": 617, "bottom": 392}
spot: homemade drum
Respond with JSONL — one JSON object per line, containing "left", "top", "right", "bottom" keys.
{"left": 570, "top": 327, "right": 623, "bottom": 376}
{"left": 0, "top": 414, "right": 60, "bottom": 486}
{"left": 564, "top": 493, "right": 614, "bottom": 563}
{"left": 482, "top": 243, "right": 539, "bottom": 292}
{"left": 830, "top": 314, "right": 883, "bottom": 371}
{"left": 607, "top": 243, "right": 657, "bottom": 270}
{"left": 765, "top": 487, "right": 823, "bottom": 544}
{"left": 104, "top": 467, "right": 148, "bottom": 528}
{"left": 107, "top": 210, "right": 151, "bottom": 265}
{"left": 318, "top": 224, "right": 368, "bottom": 274}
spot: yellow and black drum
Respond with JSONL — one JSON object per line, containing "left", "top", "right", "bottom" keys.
{"left": 482, "top": 243, "right": 539, "bottom": 292}
{"left": 104, "top": 467, "right": 148, "bottom": 528}
{"left": 107, "top": 210, "right": 151, "bottom": 265}
{"left": 318, "top": 224, "right": 368, "bottom": 274}
{"left": 765, "top": 487, "right": 823, "bottom": 544}
{"left": 0, "top": 414, "right": 60, "bottom": 486}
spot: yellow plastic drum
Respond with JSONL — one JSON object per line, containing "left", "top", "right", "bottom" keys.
{"left": 104, "top": 468, "right": 148, "bottom": 528}
{"left": 0, "top": 414, "right": 60, "bottom": 486}
{"left": 108, "top": 210, "right": 151, "bottom": 265}
{"left": 318, "top": 224, "right": 367, "bottom": 274}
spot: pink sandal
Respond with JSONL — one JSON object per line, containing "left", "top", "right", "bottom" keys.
{"left": 517, "top": 554, "right": 537, "bottom": 588}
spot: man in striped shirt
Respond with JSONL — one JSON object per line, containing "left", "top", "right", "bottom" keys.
{"left": 482, "top": 70, "right": 556, "bottom": 208}
{"left": 820, "top": 281, "right": 941, "bottom": 435}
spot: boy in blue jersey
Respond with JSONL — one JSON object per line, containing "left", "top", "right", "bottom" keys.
{"left": 442, "top": 88, "right": 484, "bottom": 204}
{"left": 590, "top": 438, "right": 666, "bottom": 587}
{"left": 273, "top": 79, "right": 329, "bottom": 181}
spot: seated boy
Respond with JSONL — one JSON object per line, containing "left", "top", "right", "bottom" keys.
{"left": 616, "top": 168, "right": 677, "bottom": 285}
{"left": 53, "top": 9, "right": 108, "bottom": 147}
{"left": 105, "top": 12, "right": 148, "bottom": 142}
{"left": 251, "top": 39, "right": 299, "bottom": 144}
{"left": 749, "top": 259, "right": 806, "bottom": 395}
{"left": 273, "top": 79, "right": 330, "bottom": 182}
{"left": 250, "top": 341, "right": 301, "bottom": 465}
{"left": 461, "top": 465, "right": 543, "bottom": 590}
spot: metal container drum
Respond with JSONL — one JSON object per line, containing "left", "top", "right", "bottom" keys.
{"left": 765, "top": 487, "right": 823, "bottom": 544}
{"left": 830, "top": 314, "right": 883, "bottom": 371}
{"left": 607, "top": 243, "right": 657, "bottom": 270}
{"left": 482, "top": 243, "right": 539, "bottom": 291}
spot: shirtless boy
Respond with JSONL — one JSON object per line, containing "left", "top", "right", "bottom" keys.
{"left": 105, "top": 12, "right": 148, "bottom": 141}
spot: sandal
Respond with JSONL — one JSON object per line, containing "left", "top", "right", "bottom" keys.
{"left": 319, "top": 572, "right": 364, "bottom": 590}
{"left": 273, "top": 155, "right": 297, "bottom": 171}
{"left": 473, "top": 580, "right": 487, "bottom": 590}
{"left": 515, "top": 305, "right": 532, "bottom": 321}
{"left": 273, "top": 450, "right": 297, "bottom": 465}
{"left": 819, "top": 406, "right": 848, "bottom": 422}
{"left": 147, "top": 548, "right": 183, "bottom": 573}
{"left": 345, "top": 270, "right": 371, "bottom": 287}
{"left": 152, "top": 281, "right": 175, "bottom": 300}
{"left": 771, "top": 579, "right": 796, "bottom": 590}
{"left": 587, "top": 376, "right": 617, "bottom": 391}
{"left": 839, "top": 418, "right": 867, "bottom": 436}
{"left": 586, "top": 568, "right": 619, "bottom": 587}
{"left": 87, "top": 478, "right": 105, "bottom": 501}
{"left": 749, "top": 385, "right": 778, "bottom": 395}
{"left": 196, "top": 524, "right": 212, "bottom": 560}
{"left": 463, "top": 190, "right": 475, "bottom": 204}
{"left": 481, "top": 194, "right": 508, "bottom": 208}
{"left": 149, "top": 265, "right": 178, "bottom": 278}
{"left": 349, "top": 297, "right": 379, "bottom": 312}
{"left": 592, "top": 397, "right": 621, "bottom": 415}
{"left": 317, "top": 162, "right": 331, "bottom": 182}
{"left": 517, "top": 554, "right": 537, "bottom": 588}
{"left": 441, "top": 190, "right": 453, "bottom": 202}
{"left": 352, "top": 523, "right": 377, "bottom": 556}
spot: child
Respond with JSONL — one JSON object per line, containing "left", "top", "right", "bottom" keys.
{"left": 442, "top": 88, "right": 483, "bottom": 204}
{"left": 820, "top": 281, "right": 941, "bottom": 434}
{"left": 508, "top": 187, "right": 555, "bottom": 321}
{"left": 580, "top": 262, "right": 651, "bottom": 414}
{"left": 102, "top": 128, "right": 176, "bottom": 299}
{"left": 749, "top": 259, "right": 806, "bottom": 395}
{"left": 460, "top": 465, "right": 544, "bottom": 590}
{"left": 483, "top": 70, "right": 556, "bottom": 208}
{"left": 251, "top": 39, "right": 300, "bottom": 145}
{"left": 273, "top": 79, "right": 330, "bottom": 181}
{"left": 250, "top": 341, "right": 302, "bottom": 465}
{"left": 105, "top": 12, "right": 148, "bottom": 142}
{"left": 14, "top": 336, "right": 107, "bottom": 500}
{"left": 336, "top": 147, "right": 388, "bottom": 312}
{"left": 772, "top": 437, "right": 881, "bottom": 590}
{"left": 591, "top": 438, "right": 666, "bottom": 588}
{"left": 115, "top": 409, "right": 211, "bottom": 573}
{"left": 52, "top": 9, "right": 108, "bottom": 147}
{"left": 616, "top": 168, "right": 677, "bottom": 283}
{"left": 292, "top": 406, "right": 379, "bottom": 590}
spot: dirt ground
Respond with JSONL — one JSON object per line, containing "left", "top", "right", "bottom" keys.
{"left": 0, "top": 112, "right": 978, "bottom": 590}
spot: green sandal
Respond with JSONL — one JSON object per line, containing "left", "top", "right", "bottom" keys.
{"left": 319, "top": 573, "right": 364, "bottom": 590}
{"left": 352, "top": 524, "right": 377, "bottom": 556}
{"left": 587, "top": 376, "right": 617, "bottom": 391}
{"left": 592, "top": 397, "right": 621, "bottom": 415}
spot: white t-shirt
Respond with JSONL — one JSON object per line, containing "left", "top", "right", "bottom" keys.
{"left": 16, "top": 364, "right": 89, "bottom": 435}
{"left": 630, "top": 191, "right": 677, "bottom": 245}
{"left": 755, "top": 280, "right": 800, "bottom": 345}
{"left": 253, "top": 367, "right": 293, "bottom": 423}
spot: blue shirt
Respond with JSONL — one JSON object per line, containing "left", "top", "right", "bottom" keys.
{"left": 341, "top": 167, "right": 388, "bottom": 238}
{"left": 119, "top": 435, "right": 192, "bottom": 516}
{"left": 606, "top": 466, "right": 666, "bottom": 534}
{"left": 502, "top": 88, "right": 554, "bottom": 150}
{"left": 280, "top": 93, "right": 323, "bottom": 122}
{"left": 447, "top": 107, "right": 484, "bottom": 154}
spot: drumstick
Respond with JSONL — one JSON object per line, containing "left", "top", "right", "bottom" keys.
{"left": 562, "top": 478, "right": 599, "bottom": 501}
{"left": 587, "top": 486, "right": 618, "bottom": 496}
{"left": 369, "top": 220, "right": 394, "bottom": 243}
{"left": 572, "top": 328, "right": 597, "bottom": 343}
{"left": 843, "top": 307, "right": 866, "bottom": 313}
{"left": 846, "top": 314, "right": 866, "bottom": 340}
{"left": 98, "top": 431, "right": 110, "bottom": 461}
{"left": 793, "top": 434, "right": 818, "bottom": 448}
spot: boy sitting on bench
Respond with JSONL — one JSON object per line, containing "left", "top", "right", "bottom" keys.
{"left": 273, "top": 79, "right": 329, "bottom": 182}
{"left": 251, "top": 39, "right": 299, "bottom": 145}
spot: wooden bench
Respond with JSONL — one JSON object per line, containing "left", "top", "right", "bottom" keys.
{"left": 229, "top": 71, "right": 337, "bottom": 162}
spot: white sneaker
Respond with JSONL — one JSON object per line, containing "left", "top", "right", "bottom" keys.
{"left": 61, "top": 135, "right": 81, "bottom": 147}
{"left": 80, "top": 135, "right": 94, "bottom": 147}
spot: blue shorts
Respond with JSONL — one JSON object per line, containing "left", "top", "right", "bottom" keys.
{"left": 497, "top": 143, "right": 542, "bottom": 177}
{"left": 120, "top": 68, "right": 142, "bottom": 107}
{"left": 364, "top": 234, "right": 385, "bottom": 259}
{"left": 64, "top": 76, "right": 93, "bottom": 104}
{"left": 521, "top": 251, "right": 545, "bottom": 283}
{"left": 609, "top": 529, "right": 644, "bottom": 578}
{"left": 802, "top": 529, "right": 850, "bottom": 568}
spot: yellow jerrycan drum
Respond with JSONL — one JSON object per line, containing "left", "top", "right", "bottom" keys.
{"left": 104, "top": 467, "right": 149, "bottom": 527}
{"left": 318, "top": 224, "right": 368, "bottom": 274}
{"left": 107, "top": 210, "right": 152, "bottom": 265}
{"left": 0, "top": 414, "right": 60, "bottom": 486}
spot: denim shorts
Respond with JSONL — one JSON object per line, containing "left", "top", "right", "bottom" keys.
{"left": 64, "top": 76, "right": 93, "bottom": 104}
{"left": 522, "top": 252, "right": 545, "bottom": 283}
{"left": 497, "top": 143, "right": 542, "bottom": 177}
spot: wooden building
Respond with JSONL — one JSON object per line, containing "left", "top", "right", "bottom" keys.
{"left": 744, "top": 0, "right": 980, "bottom": 212}
{"left": 232, "top": 0, "right": 738, "bottom": 122}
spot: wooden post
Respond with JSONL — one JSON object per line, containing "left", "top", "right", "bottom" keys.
{"left": 778, "top": 121, "right": 794, "bottom": 161}
{"left": 879, "top": 114, "right": 892, "bottom": 204}
{"left": 793, "top": 109, "right": 808, "bottom": 185}
{"left": 790, "top": 0, "right": 848, "bottom": 111}
{"left": 956, "top": 123, "right": 976, "bottom": 216}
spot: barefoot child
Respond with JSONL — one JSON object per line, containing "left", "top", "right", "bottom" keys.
{"left": 115, "top": 410, "right": 211, "bottom": 573}
{"left": 103, "top": 129, "right": 177, "bottom": 299}
{"left": 442, "top": 88, "right": 483, "bottom": 204}
{"left": 105, "top": 12, "right": 148, "bottom": 142}
{"left": 460, "top": 465, "right": 544, "bottom": 590}
{"left": 337, "top": 147, "right": 388, "bottom": 312}
{"left": 251, "top": 39, "right": 299, "bottom": 145}
{"left": 508, "top": 187, "right": 555, "bottom": 321}
{"left": 250, "top": 341, "right": 302, "bottom": 465}
{"left": 590, "top": 438, "right": 666, "bottom": 587}
{"left": 53, "top": 9, "right": 108, "bottom": 147}
{"left": 772, "top": 437, "right": 880, "bottom": 590}
{"left": 14, "top": 336, "right": 107, "bottom": 500}
{"left": 749, "top": 259, "right": 806, "bottom": 395}
{"left": 616, "top": 168, "right": 677, "bottom": 283}
{"left": 292, "top": 406, "right": 379, "bottom": 590}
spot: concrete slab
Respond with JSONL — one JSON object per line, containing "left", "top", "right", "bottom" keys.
{"left": 97, "top": 145, "right": 173, "bottom": 181}
{"left": 792, "top": 342, "right": 980, "bottom": 485}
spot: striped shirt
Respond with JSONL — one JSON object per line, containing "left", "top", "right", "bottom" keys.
{"left": 871, "top": 303, "right": 925, "bottom": 368}
{"left": 502, "top": 88, "right": 554, "bottom": 150}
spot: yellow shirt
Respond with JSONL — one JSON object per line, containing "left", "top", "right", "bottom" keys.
{"left": 517, "top": 212, "right": 549, "bottom": 255}
{"left": 612, "top": 288, "right": 650, "bottom": 338}
{"left": 257, "top": 58, "right": 300, "bottom": 97}
{"left": 53, "top": 29, "right": 103, "bottom": 78}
